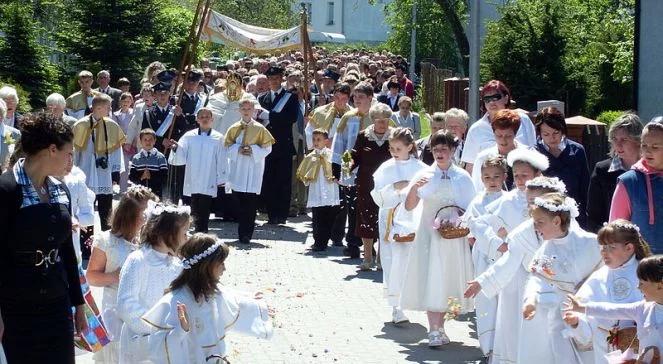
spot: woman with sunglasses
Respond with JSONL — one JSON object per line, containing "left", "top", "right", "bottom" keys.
{"left": 461, "top": 80, "right": 537, "bottom": 174}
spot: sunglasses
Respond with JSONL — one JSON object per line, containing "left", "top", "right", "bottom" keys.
{"left": 482, "top": 93, "right": 503, "bottom": 103}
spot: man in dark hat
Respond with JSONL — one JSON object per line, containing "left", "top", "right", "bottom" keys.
{"left": 141, "top": 70, "right": 185, "bottom": 154}
{"left": 311, "top": 69, "right": 339, "bottom": 109}
{"left": 167, "top": 68, "right": 209, "bottom": 205}
{"left": 258, "top": 65, "right": 300, "bottom": 224}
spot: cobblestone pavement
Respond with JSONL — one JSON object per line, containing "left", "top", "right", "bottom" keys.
{"left": 78, "top": 214, "right": 485, "bottom": 364}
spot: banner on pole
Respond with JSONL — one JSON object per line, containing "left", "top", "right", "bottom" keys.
{"left": 203, "top": 11, "right": 303, "bottom": 53}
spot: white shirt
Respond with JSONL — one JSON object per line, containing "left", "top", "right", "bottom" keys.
{"left": 117, "top": 246, "right": 183, "bottom": 364}
{"left": 226, "top": 121, "right": 272, "bottom": 194}
{"left": 568, "top": 255, "right": 642, "bottom": 364}
{"left": 171, "top": 128, "right": 227, "bottom": 197}
{"left": 304, "top": 148, "right": 340, "bottom": 207}
{"left": 63, "top": 166, "right": 95, "bottom": 262}
{"left": 74, "top": 131, "right": 125, "bottom": 195}
{"left": 141, "top": 286, "right": 273, "bottom": 364}
{"left": 461, "top": 112, "right": 537, "bottom": 165}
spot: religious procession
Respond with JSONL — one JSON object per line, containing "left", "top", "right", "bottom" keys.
{"left": 0, "top": 0, "right": 661, "bottom": 363}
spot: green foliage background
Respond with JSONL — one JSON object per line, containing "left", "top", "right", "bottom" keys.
{"left": 480, "top": 0, "right": 634, "bottom": 117}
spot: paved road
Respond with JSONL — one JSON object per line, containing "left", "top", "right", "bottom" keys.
{"left": 78, "top": 214, "right": 485, "bottom": 364}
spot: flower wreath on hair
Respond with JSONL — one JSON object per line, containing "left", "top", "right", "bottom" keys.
{"left": 181, "top": 240, "right": 225, "bottom": 270}
{"left": 127, "top": 184, "right": 152, "bottom": 194}
{"left": 533, "top": 196, "right": 580, "bottom": 218}
{"left": 144, "top": 200, "right": 191, "bottom": 219}
{"left": 525, "top": 177, "right": 567, "bottom": 194}
{"left": 603, "top": 221, "right": 640, "bottom": 233}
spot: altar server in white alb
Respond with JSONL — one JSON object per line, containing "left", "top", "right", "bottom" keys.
{"left": 142, "top": 234, "right": 273, "bottom": 364}
{"left": 462, "top": 155, "right": 507, "bottom": 357}
{"left": 521, "top": 193, "right": 602, "bottom": 364}
{"left": 399, "top": 130, "right": 475, "bottom": 347}
{"left": 171, "top": 107, "right": 227, "bottom": 233}
{"left": 224, "top": 94, "right": 275, "bottom": 244}
{"left": 464, "top": 176, "right": 568, "bottom": 364}
{"left": 72, "top": 94, "right": 126, "bottom": 231}
{"left": 562, "top": 220, "right": 652, "bottom": 364}
{"left": 371, "top": 127, "right": 427, "bottom": 324}
{"left": 296, "top": 128, "right": 340, "bottom": 251}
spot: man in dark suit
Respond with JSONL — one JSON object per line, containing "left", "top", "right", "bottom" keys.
{"left": 377, "top": 79, "right": 402, "bottom": 111}
{"left": 95, "top": 70, "right": 123, "bottom": 111}
{"left": 258, "top": 66, "right": 299, "bottom": 224}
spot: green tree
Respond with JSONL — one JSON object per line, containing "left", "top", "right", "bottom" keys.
{"left": 481, "top": 0, "right": 634, "bottom": 116}
{"left": 481, "top": 0, "right": 572, "bottom": 112}
{"left": 384, "top": 0, "right": 463, "bottom": 72}
{"left": 56, "top": 0, "right": 194, "bottom": 89}
{"left": 0, "top": 1, "right": 61, "bottom": 109}
{"left": 56, "top": 0, "right": 159, "bottom": 86}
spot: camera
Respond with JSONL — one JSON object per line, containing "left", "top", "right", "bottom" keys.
{"left": 95, "top": 156, "right": 108, "bottom": 169}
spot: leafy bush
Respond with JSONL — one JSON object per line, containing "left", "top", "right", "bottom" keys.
{"left": 596, "top": 110, "right": 626, "bottom": 127}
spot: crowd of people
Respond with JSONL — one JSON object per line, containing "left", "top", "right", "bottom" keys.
{"left": 0, "top": 47, "right": 661, "bottom": 364}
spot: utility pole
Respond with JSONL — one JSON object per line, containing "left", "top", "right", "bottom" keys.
{"left": 468, "top": 0, "right": 481, "bottom": 122}
{"left": 409, "top": 1, "right": 417, "bottom": 81}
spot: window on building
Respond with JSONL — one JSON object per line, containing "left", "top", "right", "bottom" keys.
{"left": 327, "top": 2, "right": 334, "bottom": 25}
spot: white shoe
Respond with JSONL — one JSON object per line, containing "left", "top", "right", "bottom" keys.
{"left": 428, "top": 331, "right": 443, "bottom": 347}
{"left": 392, "top": 308, "right": 409, "bottom": 324}
{"left": 437, "top": 329, "right": 451, "bottom": 345}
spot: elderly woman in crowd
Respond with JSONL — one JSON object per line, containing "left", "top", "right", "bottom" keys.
{"left": 533, "top": 106, "right": 590, "bottom": 227}
{"left": 0, "top": 85, "right": 22, "bottom": 129}
{"left": 0, "top": 99, "right": 21, "bottom": 172}
{"left": 461, "top": 80, "right": 536, "bottom": 173}
{"left": 351, "top": 103, "right": 394, "bottom": 270}
{"left": 444, "top": 108, "right": 469, "bottom": 166}
{"left": 586, "top": 113, "right": 643, "bottom": 232}
{"left": 46, "top": 93, "right": 78, "bottom": 127}
{"left": 390, "top": 96, "right": 421, "bottom": 139}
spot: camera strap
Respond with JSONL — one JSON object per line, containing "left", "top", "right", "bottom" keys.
{"left": 89, "top": 117, "right": 110, "bottom": 163}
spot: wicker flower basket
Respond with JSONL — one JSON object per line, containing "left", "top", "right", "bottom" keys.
{"left": 392, "top": 233, "right": 416, "bottom": 243}
{"left": 434, "top": 205, "right": 470, "bottom": 239}
{"left": 637, "top": 346, "right": 660, "bottom": 364}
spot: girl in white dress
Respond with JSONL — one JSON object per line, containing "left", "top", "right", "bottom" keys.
{"left": 86, "top": 185, "right": 157, "bottom": 363}
{"left": 371, "top": 127, "right": 428, "bottom": 324}
{"left": 464, "top": 176, "right": 567, "bottom": 364}
{"left": 142, "top": 233, "right": 273, "bottom": 364}
{"left": 522, "top": 193, "right": 602, "bottom": 364}
{"left": 566, "top": 255, "right": 663, "bottom": 363}
{"left": 116, "top": 201, "right": 191, "bottom": 364}
{"left": 563, "top": 220, "right": 652, "bottom": 364}
{"left": 400, "top": 130, "right": 475, "bottom": 347}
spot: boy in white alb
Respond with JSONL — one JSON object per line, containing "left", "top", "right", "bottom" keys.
{"left": 296, "top": 128, "right": 340, "bottom": 251}
{"left": 171, "top": 107, "right": 228, "bottom": 233}
{"left": 224, "top": 94, "right": 275, "bottom": 244}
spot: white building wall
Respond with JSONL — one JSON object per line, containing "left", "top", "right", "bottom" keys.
{"left": 296, "top": 0, "right": 393, "bottom": 43}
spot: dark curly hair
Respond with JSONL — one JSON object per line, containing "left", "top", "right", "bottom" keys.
{"left": 169, "top": 234, "right": 230, "bottom": 302}
{"left": 19, "top": 113, "right": 73, "bottom": 156}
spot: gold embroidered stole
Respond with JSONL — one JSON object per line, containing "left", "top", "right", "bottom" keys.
{"left": 296, "top": 149, "right": 334, "bottom": 183}
{"left": 224, "top": 121, "right": 275, "bottom": 148}
{"left": 72, "top": 116, "right": 126, "bottom": 153}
